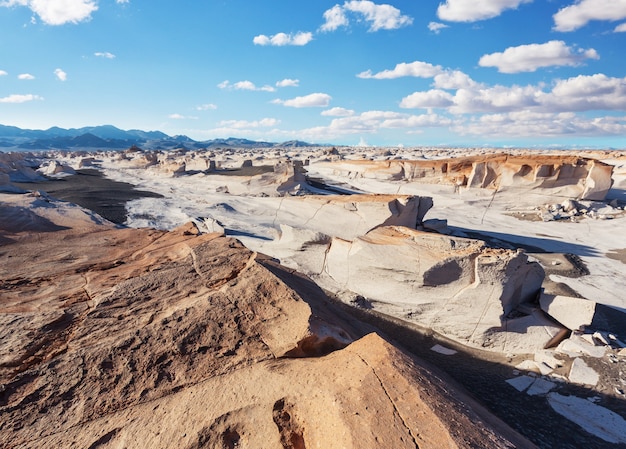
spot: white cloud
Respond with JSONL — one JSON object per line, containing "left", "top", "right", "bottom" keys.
{"left": 196, "top": 103, "right": 217, "bottom": 111}
{"left": 0, "top": 93, "right": 43, "bottom": 103}
{"left": 276, "top": 78, "right": 299, "bottom": 87}
{"left": 1, "top": 0, "right": 98, "bottom": 25}
{"left": 456, "top": 111, "right": 626, "bottom": 137}
{"left": 320, "top": 1, "right": 412, "bottom": 32}
{"left": 168, "top": 113, "right": 198, "bottom": 120}
{"left": 433, "top": 70, "right": 479, "bottom": 89}
{"left": 218, "top": 80, "right": 276, "bottom": 92}
{"left": 437, "top": 0, "right": 532, "bottom": 23}
{"left": 357, "top": 61, "right": 444, "bottom": 79}
{"left": 94, "top": 52, "right": 115, "bottom": 59}
{"left": 297, "top": 110, "right": 452, "bottom": 142}
{"left": 0, "top": 70, "right": 7, "bottom": 76}
{"left": 478, "top": 40, "right": 599, "bottom": 73}
{"left": 116, "top": 0, "right": 128, "bottom": 3}
{"left": 400, "top": 90, "right": 455, "bottom": 109}
{"left": 615, "top": 22, "right": 626, "bottom": 32}
{"left": 428, "top": 22, "right": 449, "bottom": 33}
{"left": 54, "top": 68, "right": 67, "bottom": 81}
{"left": 553, "top": 0, "right": 626, "bottom": 32}
{"left": 18, "top": 73, "right": 35, "bottom": 80}
{"left": 218, "top": 118, "right": 280, "bottom": 129}
{"left": 380, "top": 113, "right": 453, "bottom": 129}
{"left": 253, "top": 31, "right": 313, "bottom": 46}
{"left": 322, "top": 107, "right": 355, "bottom": 117}
{"left": 344, "top": 0, "right": 413, "bottom": 31}
{"left": 273, "top": 93, "right": 332, "bottom": 108}
{"left": 544, "top": 74, "right": 626, "bottom": 111}
{"left": 400, "top": 71, "right": 626, "bottom": 115}
{"left": 320, "top": 4, "right": 348, "bottom": 32}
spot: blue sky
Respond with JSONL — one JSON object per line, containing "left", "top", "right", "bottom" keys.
{"left": 1, "top": 0, "right": 626, "bottom": 148}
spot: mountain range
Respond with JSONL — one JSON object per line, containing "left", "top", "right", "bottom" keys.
{"left": 0, "top": 124, "right": 316, "bottom": 151}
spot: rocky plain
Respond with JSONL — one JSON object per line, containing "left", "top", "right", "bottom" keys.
{"left": 2, "top": 145, "right": 626, "bottom": 448}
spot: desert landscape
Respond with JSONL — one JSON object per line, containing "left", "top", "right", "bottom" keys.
{"left": 1, "top": 145, "right": 626, "bottom": 448}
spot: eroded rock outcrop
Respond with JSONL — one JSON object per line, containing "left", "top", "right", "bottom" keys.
{"left": 312, "top": 154, "right": 614, "bottom": 201}
{"left": 0, "top": 193, "right": 532, "bottom": 449}
{"left": 318, "top": 226, "right": 558, "bottom": 353}
{"left": 274, "top": 194, "right": 432, "bottom": 241}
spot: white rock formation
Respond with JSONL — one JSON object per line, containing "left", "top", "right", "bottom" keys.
{"left": 316, "top": 225, "right": 554, "bottom": 352}
{"left": 310, "top": 154, "right": 614, "bottom": 202}
{"left": 539, "top": 294, "right": 596, "bottom": 331}
{"left": 568, "top": 358, "right": 600, "bottom": 386}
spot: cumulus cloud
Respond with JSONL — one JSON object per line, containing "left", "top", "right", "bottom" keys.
{"left": 546, "top": 74, "right": 626, "bottom": 111}
{"left": 276, "top": 78, "right": 299, "bottom": 87}
{"left": 18, "top": 73, "right": 35, "bottom": 80}
{"left": 94, "top": 52, "right": 115, "bottom": 59}
{"left": 320, "top": 4, "right": 348, "bottom": 32}
{"left": 428, "top": 22, "right": 449, "bottom": 33}
{"left": 616, "top": 22, "right": 626, "bottom": 32}
{"left": 218, "top": 118, "right": 280, "bottom": 129}
{"left": 400, "top": 72, "right": 626, "bottom": 115}
{"left": 433, "top": 70, "right": 479, "bottom": 89}
{"left": 456, "top": 111, "right": 626, "bottom": 137}
{"left": 0, "top": 70, "right": 7, "bottom": 76}
{"left": 478, "top": 40, "right": 599, "bottom": 73}
{"left": 0, "top": 93, "right": 43, "bottom": 103}
{"left": 320, "top": 0, "right": 412, "bottom": 32}
{"left": 196, "top": 103, "right": 217, "bottom": 111}
{"left": 553, "top": 0, "right": 626, "bottom": 32}
{"left": 253, "top": 32, "right": 313, "bottom": 46}
{"left": 218, "top": 80, "right": 276, "bottom": 92}
{"left": 437, "top": 0, "right": 532, "bottom": 23}
{"left": 297, "top": 110, "right": 451, "bottom": 141}
{"left": 1, "top": 0, "right": 98, "bottom": 25}
{"left": 273, "top": 93, "right": 332, "bottom": 108}
{"left": 400, "top": 90, "right": 455, "bottom": 109}
{"left": 54, "top": 68, "right": 67, "bottom": 81}
{"left": 357, "top": 61, "right": 444, "bottom": 79}
{"left": 322, "top": 107, "right": 355, "bottom": 117}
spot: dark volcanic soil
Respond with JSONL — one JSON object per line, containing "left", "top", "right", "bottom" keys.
{"left": 13, "top": 169, "right": 163, "bottom": 224}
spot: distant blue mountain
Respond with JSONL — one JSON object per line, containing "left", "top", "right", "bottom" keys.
{"left": 0, "top": 124, "right": 318, "bottom": 150}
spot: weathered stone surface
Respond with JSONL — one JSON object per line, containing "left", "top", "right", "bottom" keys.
{"left": 274, "top": 194, "right": 432, "bottom": 241}
{"left": 540, "top": 293, "right": 597, "bottom": 331}
{"left": 568, "top": 358, "right": 600, "bottom": 386}
{"left": 312, "top": 154, "right": 614, "bottom": 201}
{"left": 0, "top": 195, "right": 532, "bottom": 449}
{"left": 320, "top": 225, "right": 549, "bottom": 352}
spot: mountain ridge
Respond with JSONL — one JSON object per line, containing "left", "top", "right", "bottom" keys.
{"left": 0, "top": 124, "right": 319, "bottom": 150}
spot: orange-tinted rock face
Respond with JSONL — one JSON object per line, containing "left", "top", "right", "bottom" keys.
{"left": 315, "top": 154, "right": 614, "bottom": 200}
{"left": 0, "top": 196, "right": 532, "bottom": 449}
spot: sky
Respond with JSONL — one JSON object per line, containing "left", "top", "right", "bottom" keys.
{"left": 1, "top": 0, "right": 626, "bottom": 148}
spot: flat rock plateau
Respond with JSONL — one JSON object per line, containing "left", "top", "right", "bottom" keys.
{"left": 2, "top": 146, "right": 626, "bottom": 448}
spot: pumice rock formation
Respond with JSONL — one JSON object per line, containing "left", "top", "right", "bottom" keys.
{"left": 0, "top": 193, "right": 533, "bottom": 449}
{"left": 310, "top": 154, "right": 614, "bottom": 202}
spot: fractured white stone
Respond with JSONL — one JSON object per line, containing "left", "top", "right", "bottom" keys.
{"left": 539, "top": 293, "right": 596, "bottom": 331}
{"left": 568, "top": 358, "right": 600, "bottom": 386}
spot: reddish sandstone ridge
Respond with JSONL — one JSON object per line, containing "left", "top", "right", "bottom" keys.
{"left": 0, "top": 194, "right": 533, "bottom": 449}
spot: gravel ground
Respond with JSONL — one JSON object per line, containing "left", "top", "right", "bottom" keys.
{"left": 13, "top": 169, "right": 163, "bottom": 224}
